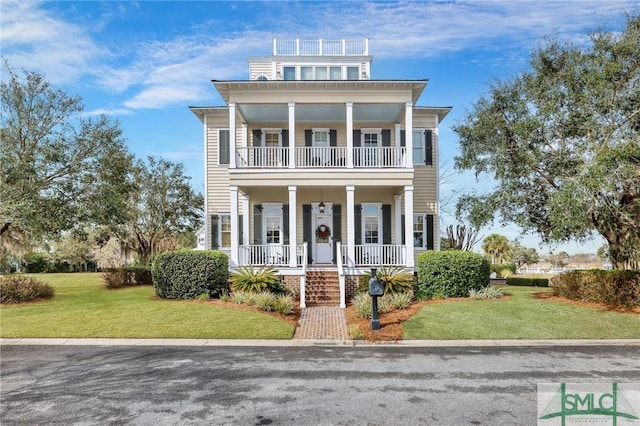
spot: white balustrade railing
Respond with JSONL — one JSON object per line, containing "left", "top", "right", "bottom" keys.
{"left": 295, "top": 147, "right": 346, "bottom": 167}
{"left": 235, "top": 146, "right": 406, "bottom": 168}
{"left": 238, "top": 245, "right": 291, "bottom": 266}
{"left": 236, "top": 147, "right": 289, "bottom": 168}
{"left": 340, "top": 245, "right": 406, "bottom": 266}
{"left": 353, "top": 147, "right": 406, "bottom": 168}
{"left": 274, "top": 38, "right": 368, "bottom": 56}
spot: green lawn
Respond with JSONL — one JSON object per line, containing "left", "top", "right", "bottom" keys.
{"left": 0, "top": 273, "right": 295, "bottom": 339}
{"left": 403, "top": 286, "right": 640, "bottom": 339}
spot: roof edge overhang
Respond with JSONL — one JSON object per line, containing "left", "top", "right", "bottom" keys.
{"left": 212, "top": 79, "right": 429, "bottom": 105}
{"left": 413, "top": 106, "right": 453, "bottom": 123}
{"left": 189, "top": 106, "right": 227, "bottom": 122}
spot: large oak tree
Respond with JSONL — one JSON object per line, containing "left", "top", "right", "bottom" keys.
{"left": 1, "top": 62, "right": 133, "bottom": 250}
{"left": 454, "top": 15, "right": 640, "bottom": 270}
{"left": 115, "top": 156, "right": 203, "bottom": 265}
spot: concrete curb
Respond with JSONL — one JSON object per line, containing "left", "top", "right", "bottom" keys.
{"left": 2, "top": 338, "right": 640, "bottom": 347}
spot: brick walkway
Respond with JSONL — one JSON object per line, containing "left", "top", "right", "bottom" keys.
{"left": 294, "top": 306, "right": 350, "bottom": 340}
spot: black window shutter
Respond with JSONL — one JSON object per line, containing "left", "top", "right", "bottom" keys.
{"left": 305, "top": 129, "right": 313, "bottom": 147}
{"left": 354, "top": 204, "right": 362, "bottom": 245}
{"left": 281, "top": 129, "right": 289, "bottom": 147}
{"left": 253, "top": 204, "right": 262, "bottom": 244}
{"left": 283, "top": 204, "right": 289, "bottom": 245}
{"left": 238, "top": 214, "right": 243, "bottom": 246}
{"left": 329, "top": 129, "right": 337, "bottom": 147}
{"left": 353, "top": 130, "right": 361, "bottom": 147}
{"left": 211, "top": 215, "right": 219, "bottom": 249}
{"left": 332, "top": 204, "right": 341, "bottom": 262}
{"left": 381, "top": 129, "right": 391, "bottom": 147}
{"left": 425, "top": 130, "right": 433, "bottom": 166}
{"left": 382, "top": 204, "right": 392, "bottom": 245}
{"left": 426, "top": 214, "right": 434, "bottom": 250}
{"left": 401, "top": 214, "right": 405, "bottom": 245}
{"left": 400, "top": 130, "right": 406, "bottom": 148}
{"left": 219, "top": 130, "right": 230, "bottom": 165}
{"left": 303, "top": 204, "right": 312, "bottom": 263}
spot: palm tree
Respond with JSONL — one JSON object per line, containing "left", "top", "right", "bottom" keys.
{"left": 482, "top": 233, "right": 510, "bottom": 264}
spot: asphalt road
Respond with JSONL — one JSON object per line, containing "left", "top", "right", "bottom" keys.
{"left": 1, "top": 343, "right": 639, "bottom": 425}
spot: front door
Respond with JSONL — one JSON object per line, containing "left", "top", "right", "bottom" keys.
{"left": 314, "top": 212, "right": 333, "bottom": 264}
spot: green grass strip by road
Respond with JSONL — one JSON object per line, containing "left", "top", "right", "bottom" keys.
{"left": 0, "top": 273, "right": 295, "bottom": 339}
{"left": 403, "top": 286, "right": 640, "bottom": 340}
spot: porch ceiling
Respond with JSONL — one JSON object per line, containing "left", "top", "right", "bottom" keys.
{"left": 237, "top": 103, "right": 405, "bottom": 123}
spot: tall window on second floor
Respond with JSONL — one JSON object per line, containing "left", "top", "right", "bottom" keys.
{"left": 219, "top": 129, "right": 230, "bottom": 165}
{"left": 412, "top": 129, "right": 434, "bottom": 166}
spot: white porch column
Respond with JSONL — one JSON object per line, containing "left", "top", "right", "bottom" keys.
{"left": 346, "top": 185, "right": 355, "bottom": 267}
{"left": 242, "top": 194, "right": 250, "bottom": 246}
{"left": 404, "top": 185, "right": 415, "bottom": 268}
{"left": 405, "top": 102, "right": 413, "bottom": 168}
{"left": 229, "top": 102, "right": 237, "bottom": 169}
{"left": 203, "top": 115, "right": 210, "bottom": 249}
{"left": 434, "top": 114, "right": 440, "bottom": 251}
{"left": 346, "top": 102, "right": 353, "bottom": 168}
{"left": 394, "top": 193, "right": 402, "bottom": 245}
{"left": 288, "top": 102, "right": 296, "bottom": 168}
{"left": 288, "top": 186, "right": 297, "bottom": 267}
{"left": 230, "top": 186, "right": 239, "bottom": 266}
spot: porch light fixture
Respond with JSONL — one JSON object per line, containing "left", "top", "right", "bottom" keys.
{"left": 319, "top": 187, "right": 325, "bottom": 213}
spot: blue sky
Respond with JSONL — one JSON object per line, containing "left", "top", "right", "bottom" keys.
{"left": 1, "top": 0, "right": 636, "bottom": 255}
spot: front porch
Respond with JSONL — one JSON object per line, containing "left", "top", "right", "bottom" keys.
{"left": 236, "top": 243, "right": 408, "bottom": 268}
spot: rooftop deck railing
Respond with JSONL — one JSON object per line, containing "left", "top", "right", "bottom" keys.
{"left": 273, "top": 38, "right": 369, "bottom": 56}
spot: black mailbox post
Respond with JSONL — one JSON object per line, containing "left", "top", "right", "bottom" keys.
{"left": 368, "top": 268, "right": 383, "bottom": 330}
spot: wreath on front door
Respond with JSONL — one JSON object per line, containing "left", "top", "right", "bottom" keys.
{"left": 315, "top": 224, "right": 331, "bottom": 239}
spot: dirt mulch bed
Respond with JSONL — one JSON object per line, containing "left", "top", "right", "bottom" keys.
{"left": 531, "top": 292, "right": 640, "bottom": 316}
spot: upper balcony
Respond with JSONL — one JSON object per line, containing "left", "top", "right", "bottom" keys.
{"left": 235, "top": 146, "right": 407, "bottom": 169}
{"left": 273, "top": 38, "right": 369, "bottom": 56}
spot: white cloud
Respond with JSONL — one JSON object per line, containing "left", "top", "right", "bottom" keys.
{"left": 0, "top": 0, "right": 106, "bottom": 85}
{"left": 2, "top": 0, "right": 634, "bottom": 112}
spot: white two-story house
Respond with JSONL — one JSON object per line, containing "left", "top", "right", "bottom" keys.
{"left": 191, "top": 38, "right": 450, "bottom": 308}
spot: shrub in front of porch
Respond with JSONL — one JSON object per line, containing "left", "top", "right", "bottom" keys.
{"left": 152, "top": 250, "right": 229, "bottom": 299}
{"left": 229, "top": 266, "right": 287, "bottom": 294}
{"left": 352, "top": 292, "right": 413, "bottom": 318}
{"left": 357, "top": 266, "right": 416, "bottom": 295}
{"left": 416, "top": 251, "right": 490, "bottom": 299}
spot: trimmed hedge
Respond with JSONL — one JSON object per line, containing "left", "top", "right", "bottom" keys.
{"left": 0, "top": 275, "right": 55, "bottom": 304}
{"left": 416, "top": 251, "right": 490, "bottom": 299}
{"left": 152, "top": 250, "right": 229, "bottom": 299}
{"left": 551, "top": 270, "right": 640, "bottom": 308}
{"left": 506, "top": 276, "right": 549, "bottom": 287}
{"left": 491, "top": 263, "right": 516, "bottom": 277}
{"left": 102, "top": 266, "right": 153, "bottom": 289}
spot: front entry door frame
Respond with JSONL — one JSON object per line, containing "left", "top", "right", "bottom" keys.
{"left": 313, "top": 203, "right": 333, "bottom": 264}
